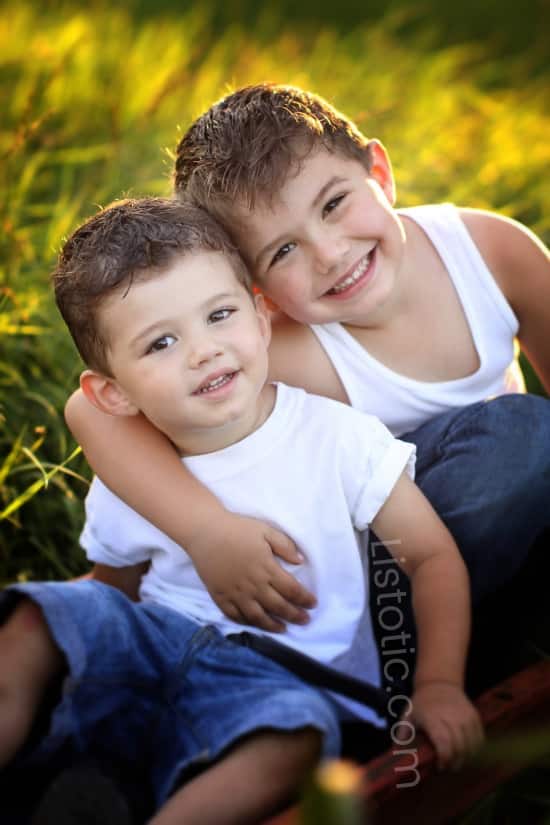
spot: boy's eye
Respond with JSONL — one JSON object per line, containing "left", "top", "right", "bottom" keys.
{"left": 270, "top": 242, "right": 296, "bottom": 267}
{"left": 147, "top": 334, "right": 176, "bottom": 354}
{"left": 323, "top": 194, "right": 345, "bottom": 217}
{"left": 208, "top": 307, "right": 235, "bottom": 323}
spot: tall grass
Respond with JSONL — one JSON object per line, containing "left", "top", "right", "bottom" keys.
{"left": 1, "top": 1, "right": 549, "bottom": 585}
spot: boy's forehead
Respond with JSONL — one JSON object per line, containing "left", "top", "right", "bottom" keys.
{"left": 231, "top": 201, "right": 281, "bottom": 257}
{"left": 240, "top": 146, "right": 367, "bottom": 213}
{"left": 101, "top": 250, "right": 246, "bottom": 319}
{"left": 231, "top": 148, "right": 369, "bottom": 264}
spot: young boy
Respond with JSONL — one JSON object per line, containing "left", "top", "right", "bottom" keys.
{"left": 65, "top": 82, "right": 550, "bottom": 634}
{"left": 1, "top": 198, "right": 482, "bottom": 824}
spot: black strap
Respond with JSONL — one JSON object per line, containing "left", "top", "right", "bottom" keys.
{"left": 228, "top": 631, "right": 395, "bottom": 721}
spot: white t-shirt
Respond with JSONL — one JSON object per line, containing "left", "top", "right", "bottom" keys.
{"left": 81, "top": 383, "right": 415, "bottom": 725}
{"left": 310, "top": 203, "right": 525, "bottom": 436}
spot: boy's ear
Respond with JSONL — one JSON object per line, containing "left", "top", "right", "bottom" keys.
{"left": 366, "top": 139, "right": 396, "bottom": 205}
{"left": 253, "top": 293, "right": 272, "bottom": 348}
{"left": 253, "top": 287, "right": 280, "bottom": 314}
{"left": 80, "top": 370, "right": 139, "bottom": 417}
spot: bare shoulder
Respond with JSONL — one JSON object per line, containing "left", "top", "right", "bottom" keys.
{"left": 458, "top": 208, "right": 550, "bottom": 306}
{"left": 460, "top": 207, "right": 550, "bottom": 390}
{"left": 268, "top": 314, "right": 349, "bottom": 403}
{"left": 459, "top": 207, "right": 546, "bottom": 255}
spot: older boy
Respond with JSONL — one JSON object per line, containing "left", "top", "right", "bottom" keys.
{"left": 65, "top": 82, "right": 550, "bottom": 635}
{"left": 1, "top": 198, "right": 481, "bottom": 824}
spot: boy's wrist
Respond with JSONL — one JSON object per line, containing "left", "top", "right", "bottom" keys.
{"left": 183, "top": 505, "right": 233, "bottom": 558}
{"left": 414, "top": 676, "right": 463, "bottom": 691}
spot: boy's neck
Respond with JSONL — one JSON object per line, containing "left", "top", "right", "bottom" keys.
{"left": 173, "top": 383, "right": 277, "bottom": 457}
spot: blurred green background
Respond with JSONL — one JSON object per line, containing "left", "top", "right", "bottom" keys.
{"left": 1, "top": 0, "right": 549, "bottom": 584}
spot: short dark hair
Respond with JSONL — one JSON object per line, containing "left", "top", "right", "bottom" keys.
{"left": 53, "top": 197, "right": 250, "bottom": 374}
{"left": 174, "top": 82, "right": 371, "bottom": 221}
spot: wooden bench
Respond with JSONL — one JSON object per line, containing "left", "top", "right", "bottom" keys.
{"left": 264, "top": 658, "right": 550, "bottom": 825}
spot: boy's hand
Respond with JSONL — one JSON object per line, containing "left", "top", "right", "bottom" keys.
{"left": 398, "top": 682, "right": 484, "bottom": 771}
{"left": 188, "top": 513, "right": 317, "bottom": 632}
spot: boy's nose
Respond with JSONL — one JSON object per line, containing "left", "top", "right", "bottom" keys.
{"left": 313, "top": 236, "right": 349, "bottom": 274}
{"left": 188, "top": 338, "right": 223, "bottom": 369}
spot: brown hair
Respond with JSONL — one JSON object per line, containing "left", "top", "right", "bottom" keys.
{"left": 53, "top": 197, "right": 250, "bottom": 375}
{"left": 174, "top": 82, "right": 371, "bottom": 221}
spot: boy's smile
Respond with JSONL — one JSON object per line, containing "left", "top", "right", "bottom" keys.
{"left": 232, "top": 144, "right": 407, "bottom": 328}
{"left": 323, "top": 246, "right": 377, "bottom": 299}
{"left": 92, "top": 251, "right": 273, "bottom": 455}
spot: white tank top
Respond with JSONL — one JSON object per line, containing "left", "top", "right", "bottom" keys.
{"left": 310, "top": 203, "right": 525, "bottom": 436}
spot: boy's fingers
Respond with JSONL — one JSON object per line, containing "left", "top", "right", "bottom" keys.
{"left": 268, "top": 565, "right": 317, "bottom": 609}
{"left": 266, "top": 529, "right": 304, "bottom": 565}
{"left": 260, "top": 588, "right": 310, "bottom": 625}
{"left": 232, "top": 587, "right": 308, "bottom": 630}
{"left": 475, "top": 717, "right": 485, "bottom": 749}
{"left": 464, "top": 714, "right": 485, "bottom": 757}
{"left": 219, "top": 601, "right": 249, "bottom": 625}
{"left": 416, "top": 716, "right": 455, "bottom": 771}
{"left": 438, "top": 720, "right": 474, "bottom": 772}
{"left": 434, "top": 727, "right": 455, "bottom": 771}
{"left": 238, "top": 599, "right": 286, "bottom": 633}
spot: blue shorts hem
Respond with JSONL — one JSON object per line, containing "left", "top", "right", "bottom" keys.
{"left": 159, "top": 695, "right": 341, "bottom": 804}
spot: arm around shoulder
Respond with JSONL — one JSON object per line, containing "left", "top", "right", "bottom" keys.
{"left": 268, "top": 315, "right": 349, "bottom": 402}
{"left": 65, "top": 388, "right": 314, "bottom": 631}
{"left": 65, "top": 387, "right": 214, "bottom": 548}
{"left": 461, "top": 208, "right": 550, "bottom": 392}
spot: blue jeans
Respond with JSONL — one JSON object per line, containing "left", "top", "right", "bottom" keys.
{"left": 2, "top": 581, "right": 341, "bottom": 809}
{"left": 402, "top": 393, "right": 550, "bottom": 602}
{"left": 369, "top": 394, "right": 550, "bottom": 698}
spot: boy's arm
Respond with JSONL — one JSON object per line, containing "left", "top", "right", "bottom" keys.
{"left": 461, "top": 209, "right": 550, "bottom": 392}
{"left": 268, "top": 314, "right": 350, "bottom": 402}
{"left": 89, "top": 562, "right": 149, "bottom": 602}
{"left": 65, "top": 390, "right": 316, "bottom": 632}
{"left": 372, "top": 473, "right": 484, "bottom": 769}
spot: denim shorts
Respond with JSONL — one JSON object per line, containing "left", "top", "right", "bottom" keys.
{"left": 402, "top": 393, "right": 550, "bottom": 602}
{"left": 2, "top": 581, "right": 341, "bottom": 806}
{"left": 369, "top": 393, "right": 550, "bottom": 693}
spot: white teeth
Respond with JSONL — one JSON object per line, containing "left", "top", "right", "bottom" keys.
{"left": 328, "top": 250, "right": 373, "bottom": 294}
{"left": 198, "top": 373, "right": 233, "bottom": 394}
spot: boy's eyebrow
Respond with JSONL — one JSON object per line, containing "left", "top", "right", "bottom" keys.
{"left": 128, "top": 291, "right": 243, "bottom": 349}
{"left": 255, "top": 175, "right": 347, "bottom": 267}
{"left": 203, "top": 290, "right": 243, "bottom": 307}
{"left": 129, "top": 320, "right": 172, "bottom": 349}
{"left": 311, "top": 176, "right": 347, "bottom": 210}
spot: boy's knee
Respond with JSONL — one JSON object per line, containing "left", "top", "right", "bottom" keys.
{"left": 0, "top": 596, "right": 64, "bottom": 679}
{"left": 477, "top": 394, "right": 550, "bottom": 446}
{"left": 1, "top": 597, "right": 48, "bottom": 639}
{"left": 288, "top": 726, "right": 324, "bottom": 768}
{"left": 482, "top": 394, "right": 550, "bottom": 484}
{"left": 433, "top": 394, "right": 550, "bottom": 492}
{"left": 254, "top": 726, "right": 323, "bottom": 790}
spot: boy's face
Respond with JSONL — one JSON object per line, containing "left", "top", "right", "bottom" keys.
{"left": 84, "top": 251, "right": 271, "bottom": 455}
{"left": 231, "top": 142, "right": 406, "bottom": 327}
